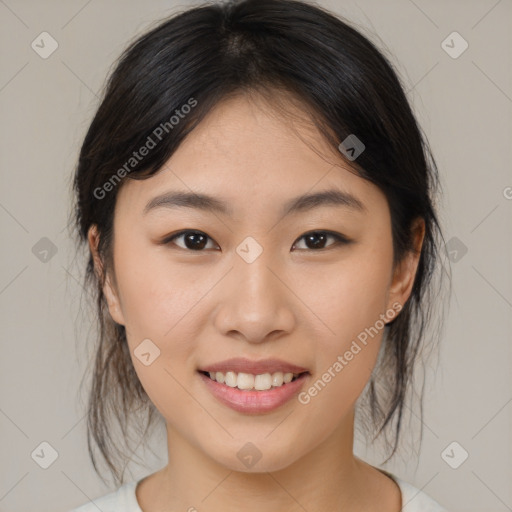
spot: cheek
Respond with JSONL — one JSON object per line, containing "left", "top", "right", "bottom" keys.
{"left": 112, "top": 241, "right": 211, "bottom": 406}
{"left": 293, "top": 246, "right": 392, "bottom": 417}
{"left": 298, "top": 247, "right": 392, "bottom": 352}
{"left": 113, "top": 239, "right": 205, "bottom": 335}
{"left": 114, "top": 251, "right": 203, "bottom": 419}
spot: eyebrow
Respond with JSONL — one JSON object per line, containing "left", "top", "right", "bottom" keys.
{"left": 143, "top": 188, "right": 367, "bottom": 217}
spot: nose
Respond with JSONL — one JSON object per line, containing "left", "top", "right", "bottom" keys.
{"left": 212, "top": 251, "right": 296, "bottom": 344}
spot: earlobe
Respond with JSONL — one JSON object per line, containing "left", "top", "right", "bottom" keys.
{"left": 102, "top": 274, "right": 126, "bottom": 326}
{"left": 387, "top": 217, "right": 425, "bottom": 314}
{"left": 87, "top": 225, "right": 126, "bottom": 326}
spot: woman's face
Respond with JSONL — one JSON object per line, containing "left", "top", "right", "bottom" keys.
{"left": 91, "top": 93, "right": 422, "bottom": 473}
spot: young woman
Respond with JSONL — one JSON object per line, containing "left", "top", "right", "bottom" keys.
{"left": 69, "top": 0, "right": 450, "bottom": 510}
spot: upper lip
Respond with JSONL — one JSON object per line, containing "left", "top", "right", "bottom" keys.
{"left": 198, "top": 357, "right": 309, "bottom": 375}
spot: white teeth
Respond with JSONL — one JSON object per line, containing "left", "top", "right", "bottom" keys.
{"left": 271, "top": 372, "right": 284, "bottom": 387}
{"left": 225, "top": 371, "right": 237, "bottom": 387}
{"left": 237, "top": 372, "right": 254, "bottom": 390}
{"left": 254, "top": 373, "right": 272, "bottom": 390}
{"left": 203, "top": 370, "right": 302, "bottom": 390}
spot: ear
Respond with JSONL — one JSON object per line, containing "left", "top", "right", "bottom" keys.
{"left": 87, "top": 225, "right": 126, "bottom": 326}
{"left": 386, "top": 217, "right": 425, "bottom": 315}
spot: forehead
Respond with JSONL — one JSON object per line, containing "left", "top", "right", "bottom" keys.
{"left": 175, "top": 92, "right": 341, "bottom": 170}
{"left": 115, "top": 93, "right": 386, "bottom": 219}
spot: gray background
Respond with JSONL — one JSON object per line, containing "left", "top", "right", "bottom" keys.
{"left": 0, "top": 0, "right": 511, "bottom": 511}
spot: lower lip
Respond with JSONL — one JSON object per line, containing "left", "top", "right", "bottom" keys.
{"left": 198, "top": 371, "right": 310, "bottom": 414}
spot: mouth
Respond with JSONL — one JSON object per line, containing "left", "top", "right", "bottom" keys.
{"left": 197, "top": 369, "right": 311, "bottom": 414}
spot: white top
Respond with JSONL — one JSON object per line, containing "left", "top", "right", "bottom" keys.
{"left": 70, "top": 471, "right": 449, "bottom": 511}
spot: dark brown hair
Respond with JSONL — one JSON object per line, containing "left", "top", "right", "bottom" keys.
{"left": 71, "top": 0, "right": 450, "bottom": 486}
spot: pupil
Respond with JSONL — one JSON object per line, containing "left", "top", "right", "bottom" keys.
{"left": 186, "top": 232, "right": 207, "bottom": 250}
{"left": 306, "top": 232, "right": 326, "bottom": 249}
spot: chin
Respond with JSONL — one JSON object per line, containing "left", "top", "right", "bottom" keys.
{"left": 207, "top": 441, "right": 302, "bottom": 474}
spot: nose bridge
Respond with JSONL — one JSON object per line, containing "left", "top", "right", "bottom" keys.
{"left": 237, "top": 251, "right": 278, "bottom": 305}
{"left": 213, "top": 243, "right": 295, "bottom": 342}
{"left": 233, "top": 240, "right": 282, "bottom": 308}
{"left": 234, "top": 233, "right": 281, "bottom": 303}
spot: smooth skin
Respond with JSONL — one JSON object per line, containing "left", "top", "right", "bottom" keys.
{"left": 89, "top": 91, "right": 425, "bottom": 512}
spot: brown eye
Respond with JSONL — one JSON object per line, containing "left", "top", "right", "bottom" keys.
{"left": 165, "top": 230, "right": 218, "bottom": 251}
{"left": 292, "top": 231, "right": 350, "bottom": 251}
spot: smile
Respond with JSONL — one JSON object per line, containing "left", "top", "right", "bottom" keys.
{"left": 197, "top": 370, "right": 310, "bottom": 414}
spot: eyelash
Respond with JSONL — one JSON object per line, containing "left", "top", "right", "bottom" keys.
{"left": 162, "top": 229, "right": 352, "bottom": 252}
